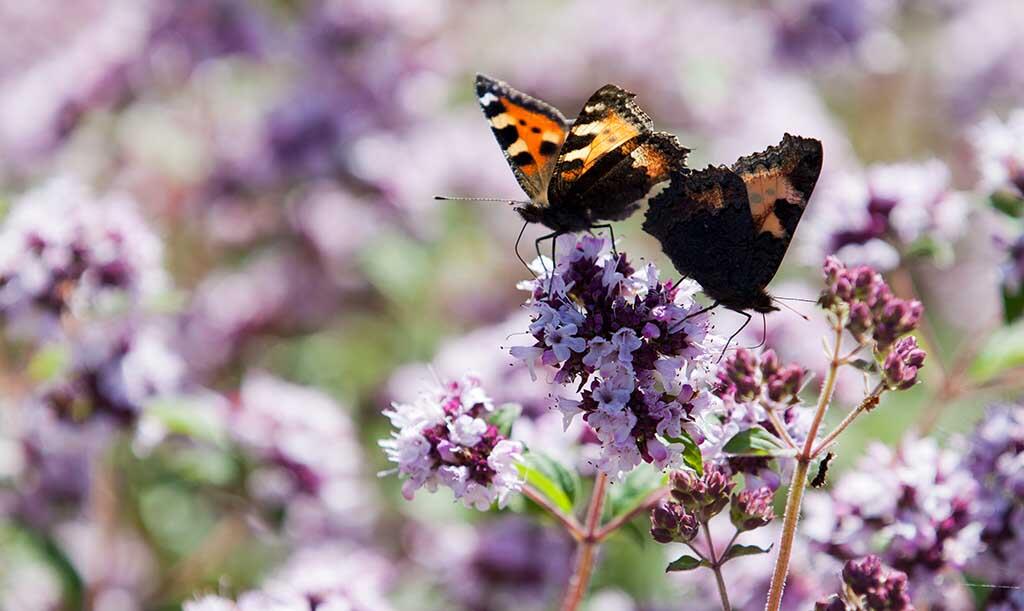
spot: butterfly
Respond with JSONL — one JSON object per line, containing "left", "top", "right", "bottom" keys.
{"left": 439, "top": 74, "right": 688, "bottom": 268}
{"left": 642, "top": 133, "right": 823, "bottom": 340}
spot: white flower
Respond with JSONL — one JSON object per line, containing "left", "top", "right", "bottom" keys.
{"left": 543, "top": 322, "right": 586, "bottom": 362}
{"left": 448, "top": 415, "right": 486, "bottom": 447}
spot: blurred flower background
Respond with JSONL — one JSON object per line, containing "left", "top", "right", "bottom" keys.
{"left": 1, "top": 0, "right": 1024, "bottom": 609}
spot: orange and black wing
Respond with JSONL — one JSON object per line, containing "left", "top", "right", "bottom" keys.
{"left": 548, "top": 85, "right": 688, "bottom": 222}
{"left": 549, "top": 85, "right": 653, "bottom": 202}
{"left": 729, "top": 134, "right": 823, "bottom": 292}
{"left": 476, "top": 74, "right": 569, "bottom": 204}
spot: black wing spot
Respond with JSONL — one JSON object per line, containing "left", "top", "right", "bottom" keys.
{"left": 482, "top": 100, "right": 506, "bottom": 118}
{"left": 519, "top": 119, "right": 527, "bottom": 126}
{"left": 511, "top": 151, "right": 535, "bottom": 166}
{"left": 531, "top": 126, "right": 541, "bottom": 134}
{"left": 539, "top": 140, "right": 558, "bottom": 156}
{"left": 494, "top": 125, "right": 519, "bottom": 148}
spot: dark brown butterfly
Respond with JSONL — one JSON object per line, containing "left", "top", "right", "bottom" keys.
{"left": 642, "top": 134, "right": 823, "bottom": 341}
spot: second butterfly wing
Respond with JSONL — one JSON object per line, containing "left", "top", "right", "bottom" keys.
{"left": 642, "top": 134, "right": 823, "bottom": 313}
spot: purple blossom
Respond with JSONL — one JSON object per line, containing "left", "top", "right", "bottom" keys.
{"left": 819, "top": 256, "right": 923, "bottom": 352}
{"left": 804, "top": 162, "right": 969, "bottom": 270}
{"left": 815, "top": 555, "right": 914, "bottom": 611}
{"left": 717, "top": 348, "right": 806, "bottom": 406}
{"left": 730, "top": 487, "right": 776, "bottom": 533}
{"left": 961, "top": 405, "right": 1024, "bottom": 602}
{"left": 231, "top": 374, "right": 373, "bottom": 541}
{"left": 0, "top": 177, "right": 168, "bottom": 339}
{"left": 186, "top": 544, "right": 392, "bottom": 611}
{"left": 771, "top": 0, "right": 899, "bottom": 68}
{"left": 381, "top": 375, "right": 523, "bottom": 510}
{"left": 650, "top": 500, "right": 700, "bottom": 544}
{"left": 970, "top": 108, "right": 1024, "bottom": 199}
{"left": 669, "top": 463, "right": 735, "bottom": 523}
{"left": 512, "top": 236, "right": 718, "bottom": 478}
{"left": 881, "top": 337, "right": 926, "bottom": 390}
{"left": 804, "top": 436, "right": 980, "bottom": 605}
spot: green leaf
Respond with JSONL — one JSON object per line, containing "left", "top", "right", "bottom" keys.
{"left": 488, "top": 403, "right": 522, "bottom": 438}
{"left": 27, "top": 344, "right": 70, "bottom": 383}
{"left": 848, "top": 357, "right": 878, "bottom": 373}
{"left": 145, "top": 398, "right": 228, "bottom": 446}
{"left": 722, "top": 543, "right": 772, "bottom": 563}
{"left": 904, "top": 235, "right": 953, "bottom": 267}
{"left": 1003, "top": 285, "right": 1024, "bottom": 325}
{"left": 605, "top": 464, "right": 667, "bottom": 526}
{"left": 664, "top": 431, "right": 703, "bottom": 475}
{"left": 722, "top": 427, "right": 790, "bottom": 457}
{"left": 517, "top": 453, "right": 579, "bottom": 514}
{"left": 991, "top": 190, "right": 1024, "bottom": 218}
{"left": 968, "top": 319, "right": 1024, "bottom": 383}
{"left": 666, "top": 554, "right": 708, "bottom": 572}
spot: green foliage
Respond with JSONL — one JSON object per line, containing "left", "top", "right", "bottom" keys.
{"left": 488, "top": 403, "right": 522, "bottom": 438}
{"left": 721, "top": 543, "right": 772, "bottom": 563}
{"left": 665, "top": 554, "right": 708, "bottom": 572}
{"left": 968, "top": 319, "right": 1024, "bottom": 383}
{"left": 722, "top": 427, "right": 793, "bottom": 457}
{"left": 517, "top": 453, "right": 580, "bottom": 514}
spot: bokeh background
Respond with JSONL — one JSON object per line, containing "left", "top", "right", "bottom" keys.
{"left": 1, "top": 0, "right": 1023, "bottom": 609}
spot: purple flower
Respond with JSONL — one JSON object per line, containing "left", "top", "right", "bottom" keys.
{"left": 381, "top": 375, "right": 523, "bottom": 510}
{"left": 815, "top": 555, "right": 914, "bottom": 611}
{"left": 804, "top": 436, "right": 980, "bottom": 604}
{"left": 186, "top": 543, "right": 392, "bottom": 611}
{"left": 962, "top": 405, "right": 1024, "bottom": 599}
{"left": 0, "top": 177, "right": 168, "bottom": 339}
{"left": 512, "top": 236, "right": 718, "bottom": 478}
{"left": 819, "top": 256, "right": 924, "bottom": 354}
{"left": 716, "top": 348, "right": 806, "bottom": 406}
{"left": 650, "top": 501, "right": 699, "bottom": 544}
{"left": 970, "top": 108, "right": 1024, "bottom": 199}
{"left": 805, "top": 162, "right": 968, "bottom": 270}
{"left": 730, "top": 487, "right": 776, "bottom": 532}
{"left": 881, "top": 337, "right": 926, "bottom": 390}
{"left": 670, "top": 463, "right": 735, "bottom": 522}
{"left": 232, "top": 374, "right": 373, "bottom": 541}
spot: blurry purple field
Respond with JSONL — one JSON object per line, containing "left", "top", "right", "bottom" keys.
{"left": 1, "top": 1, "right": 1024, "bottom": 610}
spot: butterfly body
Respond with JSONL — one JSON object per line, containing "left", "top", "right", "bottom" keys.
{"left": 643, "top": 134, "right": 823, "bottom": 314}
{"left": 476, "top": 74, "right": 687, "bottom": 234}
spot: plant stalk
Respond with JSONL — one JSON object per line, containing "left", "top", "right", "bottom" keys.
{"left": 703, "top": 522, "right": 732, "bottom": 611}
{"left": 764, "top": 323, "right": 843, "bottom": 611}
{"left": 561, "top": 472, "right": 609, "bottom": 611}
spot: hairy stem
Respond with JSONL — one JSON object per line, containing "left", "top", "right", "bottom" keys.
{"left": 522, "top": 484, "right": 585, "bottom": 540}
{"left": 561, "top": 472, "right": 609, "bottom": 611}
{"left": 812, "top": 382, "right": 885, "bottom": 458}
{"left": 703, "top": 522, "right": 732, "bottom": 611}
{"left": 765, "top": 323, "right": 843, "bottom": 611}
{"left": 594, "top": 486, "right": 668, "bottom": 542}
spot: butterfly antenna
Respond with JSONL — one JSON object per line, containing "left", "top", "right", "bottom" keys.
{"left": 771, "top": 297, "right": 810, "bottom": 321}
{"left": 434, "top": 195, "right": 527, "bottom": 206}
{"left": 773, "top": 295, "right": 818, "bottom": 303}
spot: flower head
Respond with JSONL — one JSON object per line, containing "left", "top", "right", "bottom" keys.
{"left": 381, "top": 375, "right": 523, "bottom": 510}
{"left": 670, "top": 463, "right": 735, "bottom": 522}
{"left": 512, "top": 236, "right": 718, "bottom": 478}
{"left": 650, "top": 500, "right": 700, "bottom": 544}
{"left": 731, "top": 487, "right": 776, "bottom": 533}
{"left": 815, "top": 555, "right": 914, "bottom": 611}
{"left": 881, "top": 337, "right": 926, "bottom": 390}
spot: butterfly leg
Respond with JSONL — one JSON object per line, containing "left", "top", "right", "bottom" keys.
{"left": 591, "top": 223, "right": 618, "bottom": 257}
{"left": 718, "top": 311, "right": 753, "bottom": 363}
{"left": 740, "top": 312, "right": 768, "bottom": 351}
{"left": 514, "top": 221, "right": 536, "bottom": 278}
{"left": 533, "top": 231, "right": 560, "bottom": 294}
{"left": 683, "top": 300, "right": 720, "bottom": 322}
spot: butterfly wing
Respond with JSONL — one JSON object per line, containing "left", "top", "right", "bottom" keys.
{"left": 642, "top": 165, "right": 756, "bottom": 304}
{"left": 571, "top": 131, "right": 689, "bottom": 223}
{"left": 730, "top": 134, "right": 823, "bottom": 291}
{"left": 476, "top": 74, "right": 569, "bottom": 203}
{"left": 548, "top": 84, "right": 655, "bottom": 203}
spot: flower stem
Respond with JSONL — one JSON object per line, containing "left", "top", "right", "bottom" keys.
{"left": 764, "top": 323, "right": 843, "bottom": 611}
{"left": 561, "top": 472, "right": 609, "bottom": 611}
{"left": 811, "top": 382, "right": 885, "bottom": 458}
{"left": 703, "top": 522, "right": 732, "bottom": 611}
{"left": 594, "top": 485, "right": 668, "bottom": 542}
{"left": 522, "top": 485, "right": 585, "bottom": 540}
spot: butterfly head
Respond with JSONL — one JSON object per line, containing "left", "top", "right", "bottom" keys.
{"left": 749, "top": 291, "right": 780, "bottom": 314}
{"left": 514, "top": 203, "right": 546, "bottom": 225}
